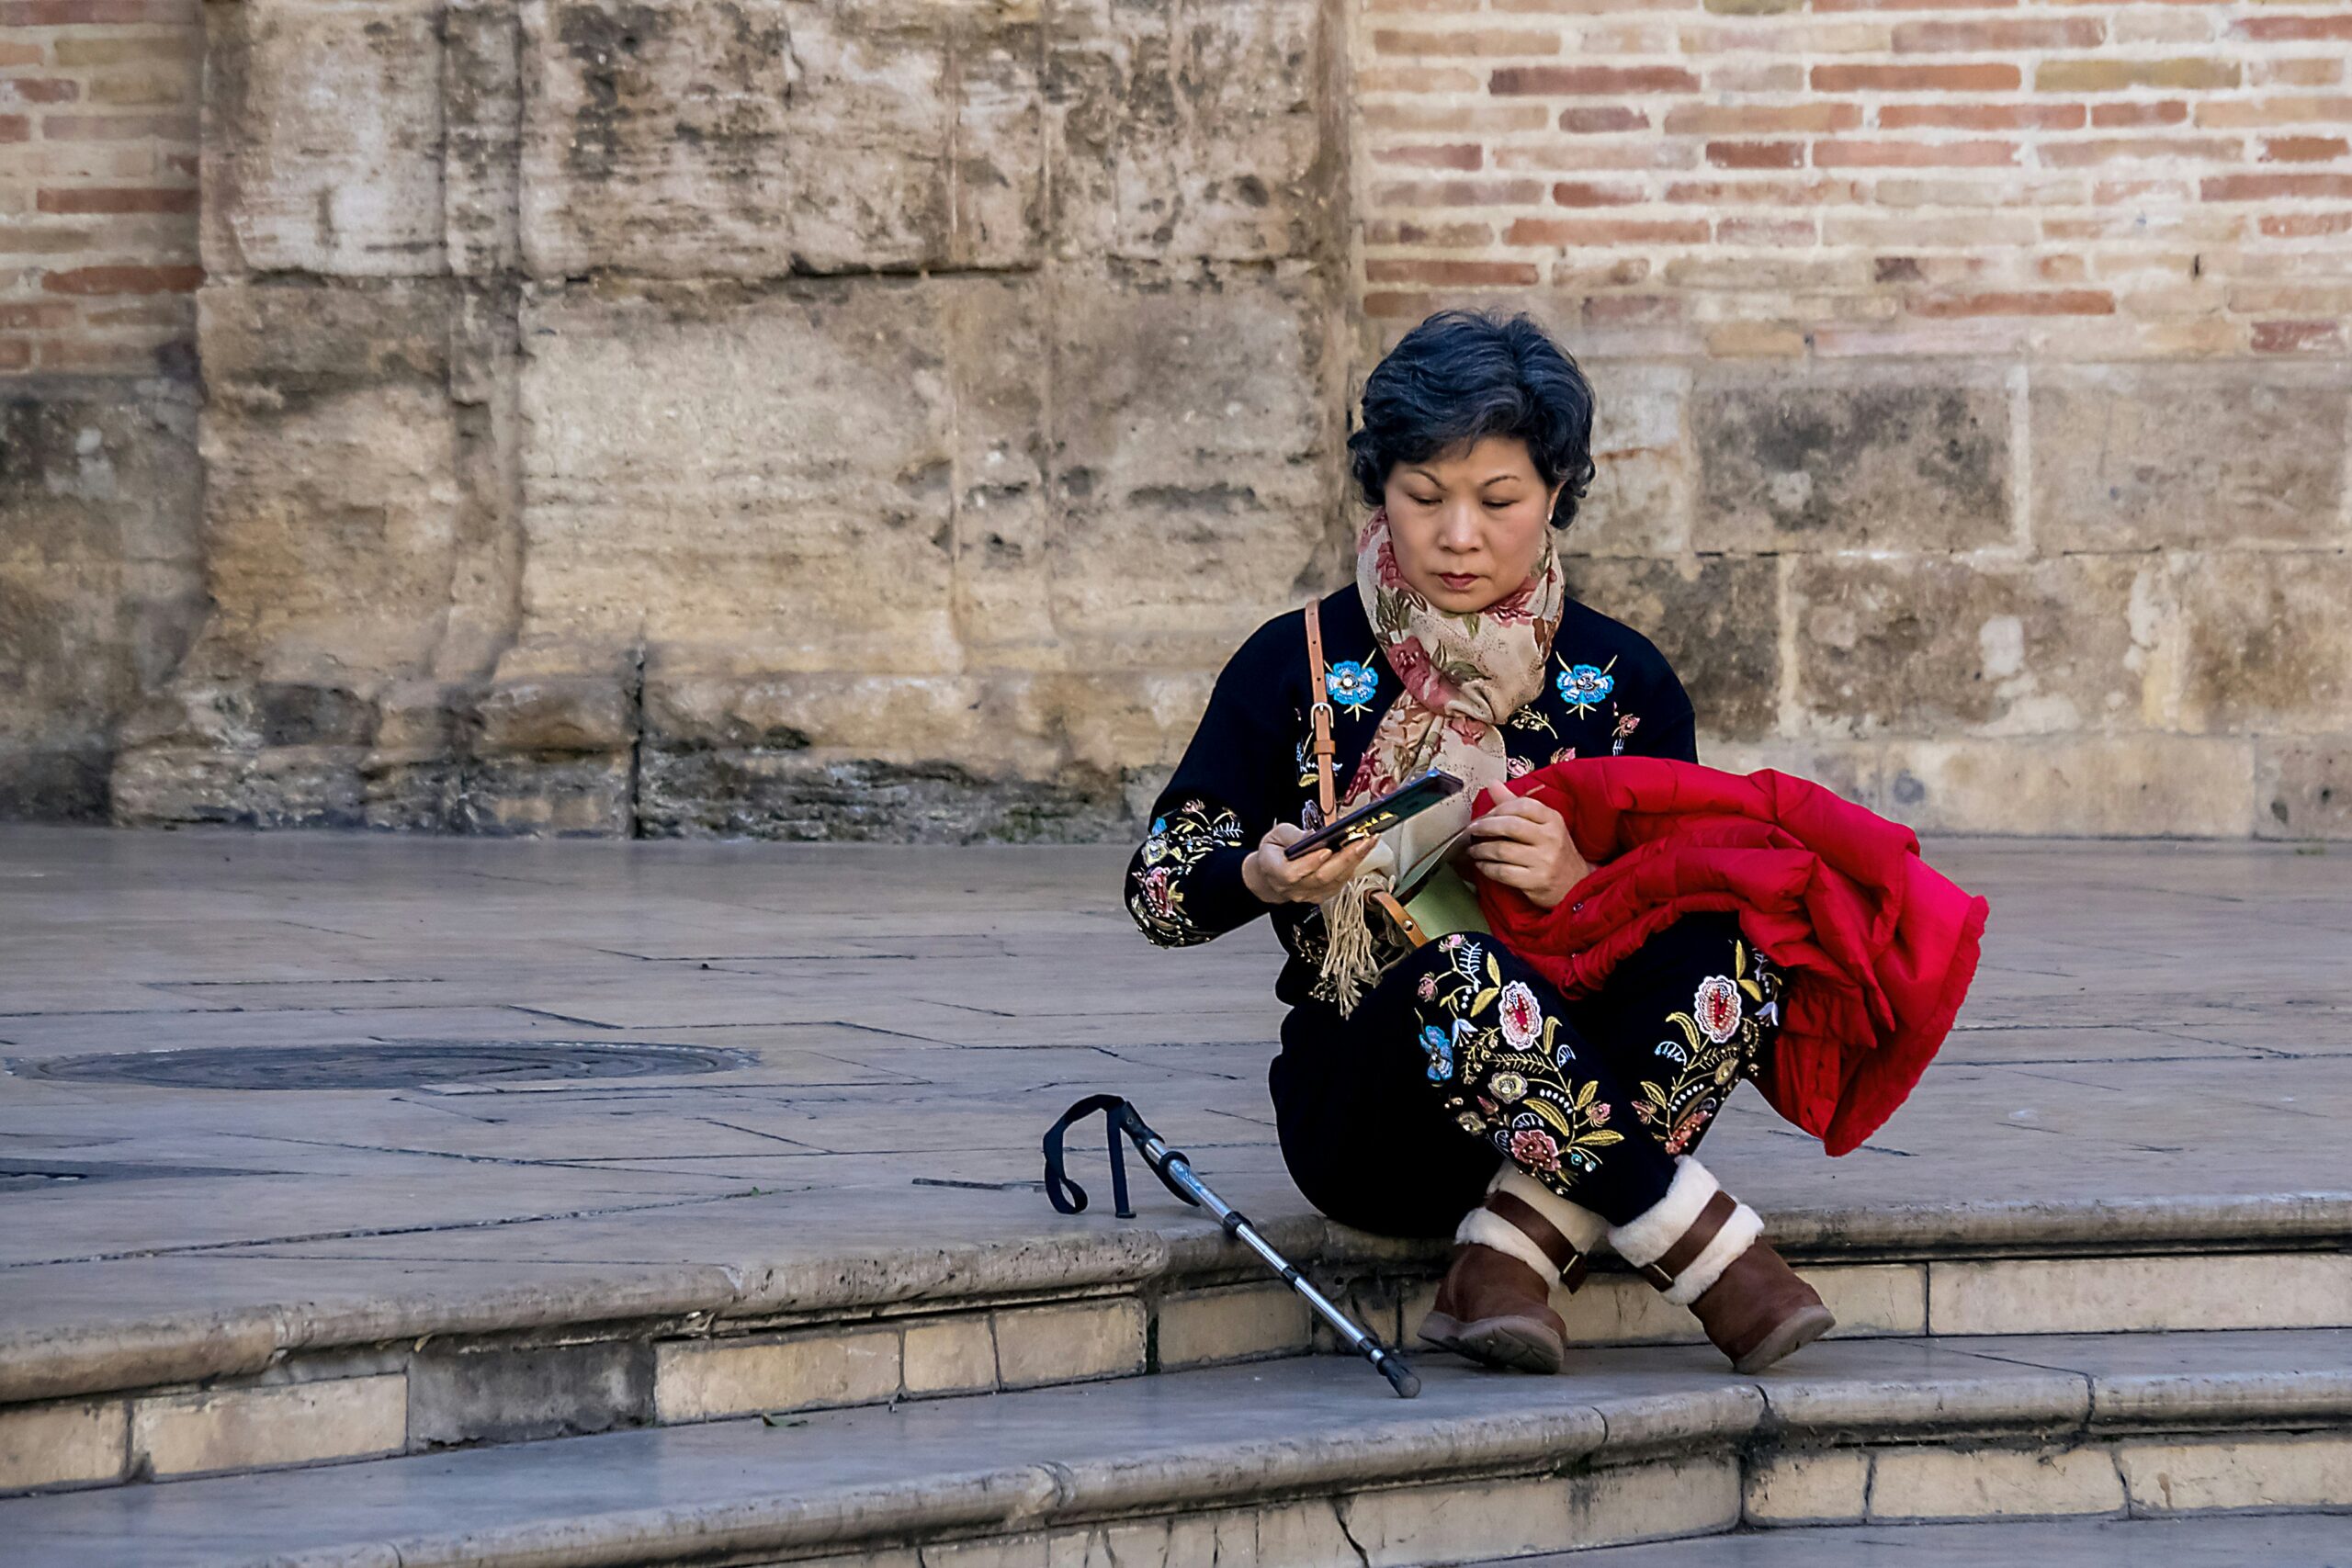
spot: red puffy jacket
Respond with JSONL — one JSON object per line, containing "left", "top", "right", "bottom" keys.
{"left": 1470, "top": 758, "right": 1990, "bottom": 1156}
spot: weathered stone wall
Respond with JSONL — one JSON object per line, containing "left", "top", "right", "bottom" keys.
{"left": 3, "top": 0, "right": 2347, "bottom": 840}
{"left": 104, "top": 0, "right": 1357, "bottom": 836}
{"left": 1351, "top": 0, "right": 2351, "bottom": 839}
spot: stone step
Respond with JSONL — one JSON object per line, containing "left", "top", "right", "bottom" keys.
{"left": 4, "top": 1327, "right": 2347, "bottom": 1567}
{"left": 1487, "top": 1513, "right": 2352, "bottom": 1567}
{"left": 5, "top": 1194, "right": 2348, "bottom": 1496}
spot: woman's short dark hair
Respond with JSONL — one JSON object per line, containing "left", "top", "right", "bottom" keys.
{"left": 1346, "top": 310, "right": 1599, "bottom": 530}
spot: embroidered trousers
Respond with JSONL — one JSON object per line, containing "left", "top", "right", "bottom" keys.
{"left": 1269, "top": 912, "right": 1783, "bottom": 1235}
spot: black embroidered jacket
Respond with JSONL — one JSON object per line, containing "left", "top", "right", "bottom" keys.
{"left": 1123, "top": 583, "right": 1698, "bottom": 1007}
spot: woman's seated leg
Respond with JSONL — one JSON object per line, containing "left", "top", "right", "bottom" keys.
{"left": 1560, "top": 911, "right": 1785, "bottom": 1163}
{"left": 1409, "top": 930, "right": 1677, "bottom": 1227}
{"left": 1414, "top": 919, "right": 1830, "bottom": 1375}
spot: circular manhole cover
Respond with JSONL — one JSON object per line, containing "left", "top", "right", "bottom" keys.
{"left": 16, "top": 1041, "right": 755, "bottom": 1091}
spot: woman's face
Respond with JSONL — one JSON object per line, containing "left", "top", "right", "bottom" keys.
{"left": 1381, "top": 435, "right": 1566, "bottom": 614}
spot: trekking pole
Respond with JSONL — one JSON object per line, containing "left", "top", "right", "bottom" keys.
{"left": 1042, "top": 1094, "right": 1420, "bottom": 1399}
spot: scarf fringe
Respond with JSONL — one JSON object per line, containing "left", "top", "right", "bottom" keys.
{"left": 1311, "top": 874, "right": 1384, "bottom": 1018}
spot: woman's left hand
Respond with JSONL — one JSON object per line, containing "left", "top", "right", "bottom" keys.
{"left": 1462, "top": 794, "right": 1591, "bottom": 908}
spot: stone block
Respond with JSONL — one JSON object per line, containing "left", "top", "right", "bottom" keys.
{"left": 1563, "top": 556, "right": 1781, "bottom": 741}
{"left": 1867, "top": 1444, "right": 2125, "bottom": 1521}
{"left": 0, "top": 386, "right": 204, "bottom": 817}
{"left": 1564, "top": 362, "right": 1693, "bottom": 559}
{"left": 202, "top": 0, "right": 447, "bottom": 277}
{"left": 2176, "top": 551, "right": 2352, "bottom": 735}
{"left": 655, "top": 1330, "right": 900, "bottom": 1424}
{"left": 1338, "top": 1476, "right": 1575, "bottom": 1567}
{"left": 517, "top": 0, "right": 796, "bottom": 277}
{"left": 991, "top": 1299, "right": 1147, "bottom": 1389}
{"left": 110, "top": 743, "right": 372, "bottom": 830}
{"left": 1046, "top": 264, "right": 1344, "bottom": 671}
{"left": 0, "top": 1399, "right": 127, "bottom": 1492}
{"left": 410, "top": 1340, "right": 653, "bottom": 1446}
{"left": 900, "top": 1318, "right": 997, "bottom": 1397}
{"left": 445, "top": 0, "right": 523, "bottom": 276}
{"left": 1744, "top": 1448, "right": 1871, "bottom": 1526}
{"left": 476, "top": 677, "right": 638, "bottom": 755}
{"left": 131, "top": 1375, "right": 405, "bottom": 1478}
{"left": 1812, "top": 1264, "right": 1928, "bottom": 1338}
{"left": 1154, "top": 1283, "right": 1313, "bottom": 1369}
{"left": 2257, "top": 737, "right": 2352, "bottom": 840}
{"left": 1928, "top": 1252, "right": 2352, "bottom": 1337}
{"left": 1093, "top": 1505, "right": 1363, "bottom": 1568}
{"left": 1878, "top": 735, "right": 2256, "bottom": 837}
{"left": 638, "top": 750, "right": 1131, "bottom": 843}
{"left": 1792, "top": 554, "right": 2153, "bottom": 738}
{"left": 514, "top": 277, "right": 959, "bottom": 676}
{"left": 458, "top": 752, "right": 633, "bottom": 836}
{"left": 2117, "top": 1435, "right": 2352, "bottom": 1514}
{"left": 193, "top": 280, "right": 464, "bottom": 686}
{"left": 1558, "top": 1273, "right": 1702, "bottom": 1346}
{"left": 1691, "top": 367, "right": 2013, "bottom": 553}
{"left": 2031, "top": 367, "right": 2348, "bottom": 551}
{"left": 1047, "top": 0, "right": 1335, "bottom": 262}
{"left": 1564, "top": 1456, "right": 1745, "bottom": 1550}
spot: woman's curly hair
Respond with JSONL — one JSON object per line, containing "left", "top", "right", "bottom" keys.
{"left": 1345, "top": 310, "right": 1599, "bottom": 531}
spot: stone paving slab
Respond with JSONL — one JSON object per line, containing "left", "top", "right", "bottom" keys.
{"left": 1508, "top": 1514, "right": 2352, "bottom": 1567}
{"left": 1, "top": 829, "right": 2348, "bottom": 1391}
{"left": 3, "top": 1329, "right": 2346, "bottom": 1568}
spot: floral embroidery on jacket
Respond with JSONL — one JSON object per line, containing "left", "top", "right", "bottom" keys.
{"left": 1556, "top": 656, "right": 1617, "bottom": 716}
{"left": 1325, "top": 659, "right": 1380, "bottom": 716}
{"left": 1127, "top": 797, "right": 1246, "bottom": 948}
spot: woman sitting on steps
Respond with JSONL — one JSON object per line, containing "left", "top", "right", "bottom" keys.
{"left": 1121, "top": 308, "right": 1836, "bottom": 1377}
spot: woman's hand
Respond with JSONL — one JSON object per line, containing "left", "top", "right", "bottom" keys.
{"left": 1241, "top": 823, "right": 1380, "bottom": 906}
{"left": 1463, "top": 794, "right": 1590, "bottom": 908}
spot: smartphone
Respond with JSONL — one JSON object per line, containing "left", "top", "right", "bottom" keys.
{"left": 1283, "top": 769, "right": 1465, "bottom": 861}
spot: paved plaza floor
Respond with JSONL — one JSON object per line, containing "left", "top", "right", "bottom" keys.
{"left": 1, "top": 826, "right": 2347, "bottom": 1363}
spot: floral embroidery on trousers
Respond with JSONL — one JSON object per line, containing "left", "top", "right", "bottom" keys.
{"left": 1412, "top": 933, "right": 1627, "bottom": 1202}
{"left": 1402, "top": 920, "right": 1782, "bottom": 1222}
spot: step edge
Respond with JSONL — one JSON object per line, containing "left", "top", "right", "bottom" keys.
{"left": 34, "top": 1354, "right": 2352, "bottom": 1568}
{"left": 5, "top": 1191, "right": 2346, "bottom": 1405}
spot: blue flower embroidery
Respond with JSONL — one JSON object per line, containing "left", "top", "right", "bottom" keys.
{"left": 1326, "top": 660, "right": 1380, "bottom": 716}
{"left": 1556, "top": 661, "right": 1615, "bottom": 714}
{"left": 1419, "top": 1024, "right": 1454, "bottom": 1081}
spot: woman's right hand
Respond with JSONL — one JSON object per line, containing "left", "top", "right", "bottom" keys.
{"left": 1241, "top": 823, "right": 1380, "bottom": 906}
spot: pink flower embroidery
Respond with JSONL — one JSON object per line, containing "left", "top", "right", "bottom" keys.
{"left": 1416, "top": 973, "right": 1438, "bottom": 1002}
{"left": 1138, "top": 867, "right": 1174, "bottom": 917}
{"left": 1694, "top": 976, "right": 1742, "bottom": 1043}
{"left": 1510, "top": 1129, "right": 1561, "bottom": 1173}
{"left": 1550, "top": 747, "right": 1577, "bottom": 766}
{"left": 1588, "top": 1100, "right": 1611, "bottom": 1127}
{"left": 1507, "top": 756, "right": 1533, "bottom": 778}
{"left": 1498, "top": 981, "right": 1544, "bottom": 1052}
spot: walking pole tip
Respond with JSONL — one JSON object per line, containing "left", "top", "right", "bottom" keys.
{"left": 1380, "top": 1357, "right": 1421, "bottom": 1399}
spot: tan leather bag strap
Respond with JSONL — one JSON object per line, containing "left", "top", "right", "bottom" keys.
{"left": 1304, "top": 599, "right": 1428, "bottom": 950}
{"left": 1303, "top": 599, "right": 1338, "bottom": 820}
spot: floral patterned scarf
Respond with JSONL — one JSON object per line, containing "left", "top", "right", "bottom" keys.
{"left": 1315, "top": 505, "right": 1565, "bottom": 1014}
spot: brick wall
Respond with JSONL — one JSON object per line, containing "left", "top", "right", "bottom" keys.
{"left": 1, "top": 0, "right": 201, "bottom": 375}
{"left": 1352, "top": 0, "right": 2347, "bottom": 356}
{"left": 1347, "top": 0, "right": 2351, "bottom": 837}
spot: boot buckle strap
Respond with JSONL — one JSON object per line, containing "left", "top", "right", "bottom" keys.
{"left": 1639, "top": 1189, "right": 1738, "bottom": 1290}
{"left": 1485, "top": 1190, "right": 1589, "bottom": 1291}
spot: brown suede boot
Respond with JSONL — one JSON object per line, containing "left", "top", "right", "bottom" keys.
{"left": 1417, "top": 1171, "right": 1601, "bottom": 1374}
{"left": 1606, "top": 1156, "right": 1835, "bottom": 1374}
